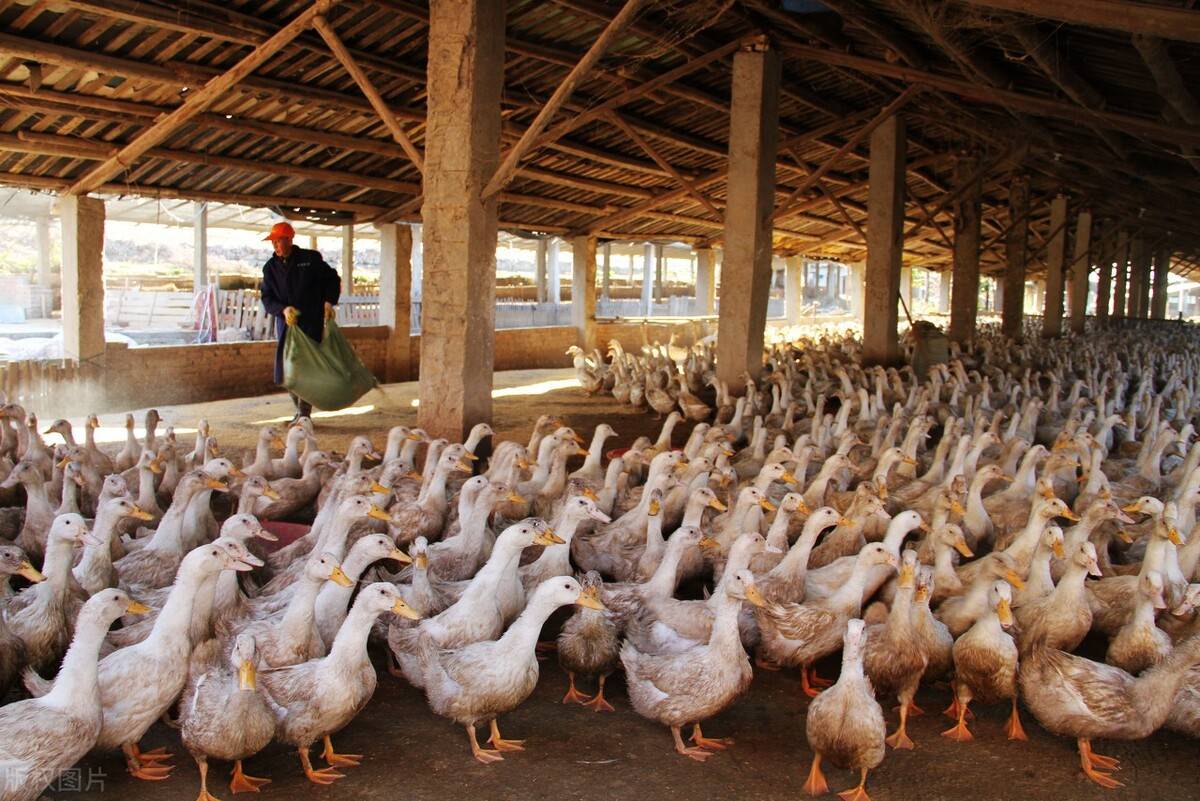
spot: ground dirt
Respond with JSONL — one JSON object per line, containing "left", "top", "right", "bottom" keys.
{"left": 50, "top": 369, "right": 1200, "bottom": 801}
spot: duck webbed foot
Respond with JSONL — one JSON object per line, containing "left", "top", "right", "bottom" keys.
{"left": 229, "top": 760, "right": 271, "bottom": 793}
{"left": 940, "top": 698, "right": 974, "bottom": 742}
{"left": 836, "top": 768, "right": 873, "bottom": 801}
{"left": 488, "top": 719, "right": 526, "bottom": 751}
{"left": 467, "top": 724, "right": 504, "bottom": 764}
{"left": 1004, "top": 697, "right": 1028, "bottom": 741}
{"left": 580, "top": 674, "right": 615, "bottom": 712}
{"left": 561, "top": 671, "right": 593, "bottom": 704}
{"left": 690, "top": 722, "right": 733, "bottom": 750}
{"left": 803, "top": 754, "right": 829, "bottom": 796}
{"left": 1078, "top": 739, "right": 1124, "bottom": 789}
{"left": 321, "top": 735, "right": 362, "bottom": 767}
{"left": 192, "top": 757, "right": 221, "bottom": 801}
{"left": 671, "top": 725, "right": 712, "bottom": 762}
{"left": 122, "top": 743, "right": 174, "bottom": 781}
{"left": 299, "top": 747, "right": 344, "bottom": 785}
{"left": 800, "top": 666, "right": 825, "bottom": 698}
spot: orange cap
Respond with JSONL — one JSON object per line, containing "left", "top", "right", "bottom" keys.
{"left": 263, "top": 221, "right": 295, "bottom": 241}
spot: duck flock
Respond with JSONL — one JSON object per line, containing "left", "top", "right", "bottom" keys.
{"left": 1, "top": 320, "right": 1200, "bottom": 801}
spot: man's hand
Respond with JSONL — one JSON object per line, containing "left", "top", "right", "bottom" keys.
{"left": 283, "top": 306, "right": 299, "bottom": 326}
{"left": 324, "top": 302, "right": 335, "bottom": 321}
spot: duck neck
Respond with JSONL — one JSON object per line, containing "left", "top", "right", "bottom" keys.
{"left": 764, "top": 508, "right": 792, "bottom": 552}
{"left": 539, "top": 449, "right": 571, "bottom": 500}
{"left": 42, "top": 534, "right": 76, "bottom": 593}
{"left": 252, "top": 437, "right": 272, "bottom": 470}
{"left": 137, "top": 467, "right": 158, "bottom": 510}
{"left": 578, "top": 430, "right": 610, "bottom": 476}
{"left": 644, "top": 540, "right": 688, "bottom": 597}
{"left": 281, "top": 574, "right": 323, "bottom": 645}
{"left": 57, "top": 477, "right": 80, "bottom": 515}
{"left": 707, "top": 591, "right": 742, "bottom": 652}
{"left": 829, "top": 556, "right": 874, "bottom": 613}
{"left": 326, "top": 603, "right": 377, "bottom": 667}
{"left": 597, "top": 459, "right": 623, "bottom": 514}
{"left": 496, "top": 593, "right": 563, "bottom": 657}
{"left": 42, "top": 612, "right": 109, "bottom": 709}
{"left": 145, "top": 562, "right": 210, "bottom": 648}
{"left": 418, "top": 461, "right": 451, "bottom": 506}
{"left": 315, "top": 513, "right": 357, "bottom": 562}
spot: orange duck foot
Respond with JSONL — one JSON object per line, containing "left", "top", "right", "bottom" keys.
{"left": 690, "top": 724, "right": 733, "bottom": 751}
{"left": 561, "top": 673, "right": 593, "bottom": 705}
{"left": 803, "top": 756, "right": 828, "bottom": 796}
{"left": 321, "top": 736, "right": 362, "bottom": 767}
{"left": 230, "top": 761, "right": 271, "bottom": 794}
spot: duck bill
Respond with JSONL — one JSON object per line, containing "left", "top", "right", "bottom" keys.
{"left": 507, "top": 492, "right": 527, "bottom": 504}
{"left": 370, "top": 482, "right": 391, "bottom": 495}
{"left": 238, "top": 660, "right": 257, "bottom": 691}
{"left": 1121, "top": 502, "right": 1142, "bottom": 514}
{"left": 1051, "top": 541, "right": 1065, "bottom": 559}
{"left": 581, "top": 488, "right": 599, "bottom": 502}
{"left": 997, "top": 598, "right": 1014, "bottom": 627}
{"left": 913, "top": 586, "right": 930, "bottom": 603}
{"left": 1116, "top": 529, "right": 1134, "bottom": 544}
{"left": 1152, "top": 592, "right": 1168, "bottom": 611}
{"left": 698, "top": 536, "right": 720, "bottom": 551}
{"left": 954, "top": 537, "right": 975, "bottom": 558}
{"left": 406, "top": 433, "right": 423, "bottom": 442}
{"left": 392, "top": 598, "right": 421, "bottom": 620}
{"left": 1168, "top": 528, "right": 1184, "bottom": 546}
{"left": 205, "top": 479, "right": 229, "bottom": 492}
{"left": 330, "top": 565, "right": 354, "bottom": 588}
{"left": 454, "top": 460, "right": 473, "bottom": 473}
{"left": 271, "top": 438, "right": 286, "bottom": 450}
{"left": 708, "top": 498, "right": 727, "bottom": 512}
{"left": 79, "top": 531, "right": 104, "bottom": 548}
{"left": 148, "top": 460, "right": 163, "bottom": 475}
{"left": 367, "top": 506, "right": 393, "bottom": 523}
{"left": 463, "top": 451, "right": 479, "bottom": 461}
{"left": 1087, "top": 559, "right": 1103, "bottom": 578}
{"left": 950, "top": 501, "right": 965, "bottom": 516}
{"left": 780, "top": 471, "right": 798, "bottom": 486}
{"left": 534, "top": 528, "right": 565, "bottom": 546}
{"left": 17, "top": 561, "right": 45, "bottom": 582}
{"left": 575, "top": 587, "right": 606, "bottom": 611}
{"left": 388, "top": 548, "right": 413, "bottom": 565}
{"left": 759, "top": 498, "right": 777, "bottom": 512}
{"left": 126, "top": 600, "right": 151, "bottom": 615}
{"left": 588, "top": 508, "right": 612, "bottom": 523}
{"left": 405, "top": 471, "right": 423, "bottom": 481}
{"left": 1004, "top": 570, "right": 1026, "bottom": 591}
{"left": 575, "top": 447, "right": 590, "bottom": 457}
{"left": 744, "top": 583, "right": 767, "bottom": 607}
{"left": 262, "top": 487, "right": 282, "bottom": 500}
{"left": 414, "top": 553, "right": 429, "bottom": 570}
{"left": 877, "top": 485, "right": 889, "bottom": 500}
{"left": 648, "top": 499, "right": 661, "bottom": 516}
{"left": 254, "top": 526, "right": 279, "bottom": 542}
{"left": 130, "top": 506, "right": 155, "bottom": 521}
{"left": 1060, "top": 509, "right": 1081, "bottom": 522}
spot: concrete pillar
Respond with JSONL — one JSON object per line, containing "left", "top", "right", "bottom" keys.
{"left": 377, "top": 222, "right": 412, "bottom": 382}
{"left": 1001, "top": 174, "right": 1029, "bottom": 338}
{"left": 1112, "top": 229, "right": 1129, "bottom": 320}
{"left": 1042, "top": 194, "right": 1069, "bottom": 337}
{"left": 548, "top": 237, "right": 561, "bottom": 304}
{"left": 786, "top": 256, "right": 804, "bottom": 324}
{"left": 340, "top": 224, "right": 354, "bottom": 295}
{"left": 695, "top": 247, "right": 716, "bottom": 315}
{"left": 35, "top": 215, "right": 52, "bottom": 288}
{"left": 308, "top": 234, "right": 319, "bottom": 250}
{"left": 192, "top": 202, "right": 208, "bottom": 291}
{"left": 1094, "top": 232, "right": 1113, "bottom": 325}
{"left": 59, "top": 194, "right": 105, "bottom": 364}
{"left": 641, "top": 242, "right": 654, "bottom": 316}
{"left": 1032, "top": 279, "right": 1045, "bottom": 312}
{"left": 938, "top": 271, "right": 951, "bottom": 313}
{"left": 1130, "top": 236, "right": 1149, "bottom": 318}
{"left": 993, "top": 279, "right": 1003, "bottom": 313}
{"left": 863, "top": 114, "right": 905, "bottom": 365}
{"left": 417, "top": 0, "right": 503, "bottom": 440}
{"left": 534, "top": 239, "right": 548, "bottom": 303}
{"left": 1151, "top": 246, "right": 1171, "bottom": 320}
{"left": 847, "top": 261, "right": 865, "bottom": 321}
{"left": 601, "top": 242, "right": 611, "bottom": 300}
{"left": 654, "top": 245, "right": 664, "bottom": 302}
{"left": 899, "top": 266, "right": 913, "bottom": 320}
{"left": 1068, "top": 210, "right": 1092, "bottom": 334}
{"left": 411, "top": 223, "right": 423, "bottom": 303}
{"left": 949, "top": 154, "right": 982, "bottom": 343}
{"left": 571, "top": 235, "right": 597, "bottom": 350}
{"left": 715, "top": 40, "right": 780, "bottom": 386}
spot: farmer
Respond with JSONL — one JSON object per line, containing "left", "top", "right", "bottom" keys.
{"left": 260, "top": 221, "right": 341, "bottom": 422}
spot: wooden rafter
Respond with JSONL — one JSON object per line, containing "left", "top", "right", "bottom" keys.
{"left": 954, "top": 0, "right": 1200, "bottom": 43}
{"left": 66, "top": 0, "right": 340, "bottom": 195}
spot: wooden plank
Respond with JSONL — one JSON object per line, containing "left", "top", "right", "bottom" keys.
{"left": 955, "top": 0, "right": 1200, "bottom": 43}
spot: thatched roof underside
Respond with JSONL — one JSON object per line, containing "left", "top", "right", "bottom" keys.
{"left": 0, "top": 0, "right": 1198, "bottom": 275}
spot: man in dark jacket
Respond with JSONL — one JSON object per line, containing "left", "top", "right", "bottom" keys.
{"left": 260, "top": 221, "right": 342, "bottom": 422}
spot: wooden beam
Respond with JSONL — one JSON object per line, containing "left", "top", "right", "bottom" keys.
{"left": 481, "top": 0, "right": 649, "bottom": 199}
{"left": 820, "top": 0, "right": 929, "bottom": 68}
{"left": 604, "top": 110, "right": 723, "bottom": 221}
{"left": 1132, "top": 34, "right": 1200, "bottom": 124}
{"left": 66, "top": 0, "right": 340, "bottom": 195}
{"left": 782, "top": 42, "right": 1200, "bottom": 149}
{"left": 312, "top": 15, "right": 424, "bottom": 173}
{"left": 954, "top": 0, "right": 1200, "bottom": 43}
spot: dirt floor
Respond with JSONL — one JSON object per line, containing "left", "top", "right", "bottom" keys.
{"left": 48, "top": 369, "right": 1200, "bottom": 801}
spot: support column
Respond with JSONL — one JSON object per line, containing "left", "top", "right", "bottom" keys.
{"left": 641, "top": 242, "right": 654, "bottom": 316}
{"left": 35, "top": 215, "right": 52, "bottom": 288}
{"left": 863, "top": 114, "right": 906, "bottom": 365}
{"left": 1130, "top": 236, "right": 1149, "bottom": 318}
{"left": 59, "top": 194, "right": 106, "bottom": 364}
{"left": 308, "top": 234, "right": 319, "bottom": 250}
{"left": 1094, "top": 231, "right": 1113, "bottom": 325}
{"left": 1068, "top": 209, "right": 1092, "bottom": 334}
{"left": 715, "top": 40, "right": 780, "bottom": 386}
{"left": 938, "top": 271, "right": 951, "bottom": 313}
{"left": 340, "top": 224, "right": 354, "bottom": 295}
{"left": 418, "top": 0, "right": 503, "bottom": 440}
{"left": 601, "top": 242, "right": 611, "bottom": 300}
{"left": 1112, "top": 229, "right": 1129, "bottom": 320}
{"left": 534, "top": 239, "right": 548, "bottom": 303}
{"left": 654, "top": 245, "right": 664, "bottom": 302}
{"left": 411, "top": 223, "right": 424, "bottom": 303}
{"left": 571, "top": 235, "right": 597, "bottom": 350}
{"left": 695, "top": 247, "right": 716, "bottom": 315}
{"left": 949, "top": 154, "right": 982, "bottom": 343}
{"left": 1042, "top": 194, "right": 1069, "bottom": 337}
{"left": 786, "top": 256, "right": 804, "bottom": 325}
{"left": 193, "top": 202, "right": 208, "bottom": 291}
{"left": 847, "top": 261, "right": 865, "bottom": 321}
{"left": 1151, "top": 245, "right": 1171, "bottom": 320}
{"left": 993, "top": 279, "right": 1003, "bottom": 314}
{"left": 377, "top": 222, "right": 413, "bottom": 382}
{"left": 899, "top": 266, "right": 913, "bottom": 319}
{"left": 548, "top": 237, "right": 561, "bottom": 304}
{"left": 1001, "top": 174, "right": 1029, "bottom": 338}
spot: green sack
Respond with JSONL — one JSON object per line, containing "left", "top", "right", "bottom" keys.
{"left": 282, "top": 319, "right": 379, "bottom": 411}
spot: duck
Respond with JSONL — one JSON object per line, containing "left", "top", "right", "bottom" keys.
{"left": 621, "top": 569, "right": 761, "bottom": 761}
{"left": 384, "top": 447, "right": 472, "bottom": 546}
{"left": 936, "top": 552, "right": 1026, "bottom": 637}
{"left": 0, "top": 545, "right": 42, "bottom": 696}
{"left": 755, "top": 543, "right": 897, "bottom": 697}
{"left": 415, "top": 575, "right": 605, "bottom": 763}
{"left": 2, "top": 459, "right": 58, "bottom": 563}
{"left": 75, "top": 497, "right": 154, "bottom": 597}
{"left": 1014, "top": 541, "right": 1101, "bottom": 653}
{"left": 520, "top": 494, "right": 611, "bottom": 592}
{"left": 1105, "top": 570, "right": 1171, "bottom": 674}
{"left": 861, "top": 550, "right": 926, "bottom": 750}
{"left": 0, "top": 589, "right": 147, "bottom": 801}
{"left": 1019, "top": 631, "right": 1200, "bottom": 788}
{"left": 557, "top": 570, "right": 620, "bottom": 712}
{"left": 597, "top": 527, "right": 707, "bottom": 632}
{"left": 910, "top": 565, "right": 953, "bottom": 683}
{"left": 801, "top": 618, "right": 886, "bottom": 801}
{"left": 758, "top": 506, "right": 846, "bottom": 603}
{"left": 943, "top": 580, "right": 1022, "bottom": 742}
{"left": 315, "top": 534, "right": 410, "bottom": 649}
{"left": 261, "top": 584, "right": 420, "bottom": 785}
{"left": 179, "top": 633, "right": 277, "bottom": 800}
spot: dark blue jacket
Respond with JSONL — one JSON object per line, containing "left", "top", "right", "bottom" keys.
{"left": 260, "top": 246, "right": 341, "bottom": 384}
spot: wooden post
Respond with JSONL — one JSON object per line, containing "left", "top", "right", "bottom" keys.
{"left": 863, "top": 114, "right": 906, "bottom": 365}
{"left": 548, "top": 237, "right": 561, "bottom": 305}
{"left": 1042, "top": 194, "right": 1068, "bottom": 337}
{"left": 715, "top": 40, "right": 781, "bottom": 386}
{"left": 1068, "top": 209, "right": 1092, "bottom": 333}
{"left": 1130, "top": 236, "right": 1150, "bottom": 318}
{"left": 59, "top": 194, "right": 106, "bottom": 364}
{"left": 1001, "top": 174, "right": 1029, "bottom": 338}
{"left": 340, "top": 223, "right": 354, "bottom": 295}
{"left": 641, "top": 242, "right": 654, "bottom": 316}
{"left": 1151, "top": 245, "right": 1171, "bottom": 319}
{"left": 654, "top": 245, "right": 664, "bottom": 302}
{"left": 571, "top": 235, "right": 597, "bottom": 350}
{"left": 601, "top": 242, "right": 611, "bottom": 300}
{"left": 411, "top": 223, "right": 423, "bottom": 303}
{"left": 948, "top": 154, "right": 982, "bottom": 343}
{"left": 417, "top": 0, "right": 504, "bottom": 440}
{"left": 1094, "top": 230, "right": 1114, "bottom": 325}
{"left": 786, "top": 256, "right": 804, "bottom": 325}
{"left": 377, "top": 222, "right": 412, "bottom": 381}
{"left": 35, "top": 215, "right": 52, "bottom": 289}
{"left": 695, "top": 247, "right": 716, "bottom": 315}
{"left": 1112, "top": 229, "right": 1129, "bottom": 320}
{"left": 193, "top": 202, "right": 208, "bottom": 291}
